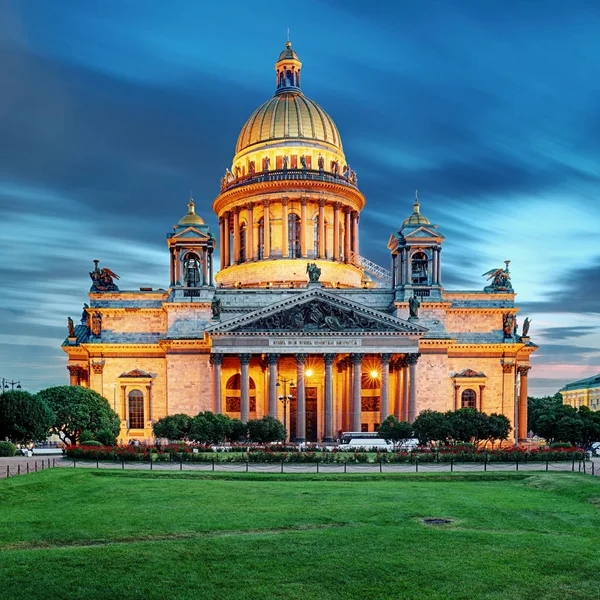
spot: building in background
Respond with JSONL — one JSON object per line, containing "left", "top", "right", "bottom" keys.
{"left": 560, "top": 374, "right": 600, "bottom": 411}
{"left": 62, "top": 43, "right": 537, "bottom": 443}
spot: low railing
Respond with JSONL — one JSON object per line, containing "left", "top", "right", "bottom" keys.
{"left": 221, "top": 168, "right": 358, "bottom": 192}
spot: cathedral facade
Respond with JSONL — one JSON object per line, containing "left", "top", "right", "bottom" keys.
{"left": 63, "top": 43, "right": 537, "bottom": 443}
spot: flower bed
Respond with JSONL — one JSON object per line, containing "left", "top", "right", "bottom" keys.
{"left": 65, "top": 444, "right": 587, "bottom": 463}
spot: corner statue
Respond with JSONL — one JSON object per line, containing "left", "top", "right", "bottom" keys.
{"left": 89, "top": 260, "right": 120, "bottom": 292}
{"left": 482, "top": 260, "right": 513, "bottom": 293}
{"left": 522, "top": 317, "right": 531, "bottom": 337}
{"left": 67, "top": 317, "right": 75, "bottom": 337}
{"left": 408, "top": 295, "right": 420, "bottom": 319}
{"left": 211, "top": 297, "right": 222, "bottom": 319}
{"left": 306, "top": 262, "right": 321, "bottom": 283}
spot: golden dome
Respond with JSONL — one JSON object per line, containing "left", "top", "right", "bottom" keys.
{"left": 236, "top": 93, "right": 342, "bottom": 154}
{"left": 402, "top": 194, "right": 430, "bottom": 227}
{"left": 235, "top": 43, "right": 343, "bottom": 155}
{"left": 178, "top": 198, "right": 205, "bottom": 226}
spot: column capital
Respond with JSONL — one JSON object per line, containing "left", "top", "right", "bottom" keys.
{"left": 67, "top": 365, "right": 82, "bottom": 376}
{"left": 245, "top": 201, "right": 254, "bottom": 211}
{"left": 379, "top": 353, "right": 393, "bottom": 364}
{"left": 394, "top": 356, "right": 408, "bottom": 370}
{"left": 294, "top": 353, "right": 308, "bottom": 364}
{"left": 91, "top": 360, "right": 105, "bottom": 374}
{"left": 232, "top": 205, "right": 241, "bottom": 215}
{"left": 218, "top": 216, "right": 224, "bottom": 225}
{"left": 351, "top": 353, "right": 363, "bottom": 365}
{"left": 351, "top": 210, "right": 359, "bottom": 218}
{"left": 333, "top": 201, "right": 341, "bottom": 210}
{"left": 318, "top": 198, "right": 327, "bottom": 208}
{"left": 267, "top": 353, "right": 280, "bottom": 365}
{"left": 517, "top": 365, "right": 532, "bottom": 376}
{"left": 406, "top": 353, "right": 420, "bottom": 365}
{"left": 342, "top": 205, "right": 352, "bottom": 214}
{"left": 209, "top": 353, "right": 224, "bottom": 366}
{"left": 281, "top": 196, "right": 289, "bottom": 206}
{"left": 262, "top": 198, "right": 271, "bottom": 207}
{"left": 501, "top": 362, "right": 514, "bottom": 374}
{"left": 239, "top": 353, "right": 252, "bottom": 365}
{"left": 323, "top": 353, "right": 336, "bottom": 365}
{"left": 299, "top": 196, "right": 309, "bottom": 206}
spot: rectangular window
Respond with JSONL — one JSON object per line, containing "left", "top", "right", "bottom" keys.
{"left": 129, "top": 393, "right": 144, "bottom": 429}
{"left": 276, "top": 156, "right": 283, "bottom": 170}
{"left": 290, "top": 155, "right": 298, "bottom": 169}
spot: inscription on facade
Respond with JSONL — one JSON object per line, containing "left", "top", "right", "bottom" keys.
{"left": 269, "top": 338, "right": 362, "bottom": 347}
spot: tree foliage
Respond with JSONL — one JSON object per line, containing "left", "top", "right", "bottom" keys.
{"left": 246, "top": 416, "right": 286, "bottom": 443}
{"left": 535, "top": 404, "right": 600, "bottom": 448}
{"left": 528, "top": 393, "right": 562, "bottom": 435}
{"left": 413, "top": 408, "right": 512, "bottom": 448}
{"left": 152, "top": 414, "right": 193, "bottom": 441}
{"left": 0, "top": 391, "right": 55, "bottom": 443}
{"left": 189, "top": 412, "right": 237, "bottom": 444}
{"left": 376, "top": 416, "right": 413, "bottom": 448}
{"left": 37, "top": 386, "right": 120, "bottom": 446}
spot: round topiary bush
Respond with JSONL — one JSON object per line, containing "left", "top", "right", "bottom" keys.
{"left": 80, "top": 440, "right": 103, "bottom": 447}
{"left": 0, "top": 441, "right": 17, "bottom": 457}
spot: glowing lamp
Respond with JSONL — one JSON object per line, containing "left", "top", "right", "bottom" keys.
{"left": 305, "top": 368, "right": 314, "bottom": 377}
{"left": 370, "top": 370, "right": 379, "bottom": 378}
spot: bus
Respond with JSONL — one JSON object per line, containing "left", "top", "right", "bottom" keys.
{"left": 340, "top": 432, "right": 382, "bottom": 445}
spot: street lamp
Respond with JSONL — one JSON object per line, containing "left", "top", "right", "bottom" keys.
{"left": 276, "top": 377, "right": 295, "bottom": 442}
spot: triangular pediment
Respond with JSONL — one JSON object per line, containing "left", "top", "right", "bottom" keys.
{"left": 119, "top": 369, "right": 155, "bottom": 378}
{"left": 404, "top": 226, "right": 444, "bottom": 240}
{"left": 206, "top": 288, "right": 427, "bottom": 335}
{"left": 172, "top": 226, "right": 212, "bottom": 240}
{"left": 453, "top": 368, "right": 486, "bottom": 378}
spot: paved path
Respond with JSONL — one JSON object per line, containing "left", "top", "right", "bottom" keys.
{"left": 1, "top": 456, "right": 598, "bottom": 479}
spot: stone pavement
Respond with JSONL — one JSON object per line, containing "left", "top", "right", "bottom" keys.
{"left": 1, "top": 455, "right": 598, "bottom": 479}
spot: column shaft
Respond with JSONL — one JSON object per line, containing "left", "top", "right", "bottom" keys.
{"left": 268, "top": 354, "right": 279, "bottom": 418}
{"left": 281, "top": 198, "right": 289, "bottom": 258}
{"left": 224, "top": 212, "right": 231, "bottom": 267}
{"left": 344, "top": 208, "right": 351, "bottom": 262}
{"left": 240, "top": 354, "right": 251, "bottom": 423}
{"left": 295, "top": 354, "right": 307, "bottom": 442}
{"left": 318, "top": 199, "right": 326, "bottom": 258}
{"left": 518, "top": 366, "right": 531, "bottom": 441}
{"left": 300, "top": 198, "right": 308, "bottom": 257}
{"left": 246, "top": 203, "right": 254, "bottom": 261}
{"left": 323, "top": 354, "right": 335, "bottom": 442}
{"left": 210, "top": 354, "right": 223, "bottom": 413}
{"left": 263, "top": 201, "right": 271, "bottom": 259}
{"left": 380, "top": 354, "right": 391, "bottom": 423}
{"left": 394, "top": 363, "right": 403, "bottom": 420}
{"left": 402, "top": 365, "right": 410, "bottom": 421}
{"left": 352, "top": 355, "right": 363, "bottom": 431}
{"left": 333, "top": 203, "right": 340, "bottom": 260}
{"left": 351, "top": 211, "right": 359, "bottom": 261}
{"left": 233, "top": 208, "right": 240, "bottom": 264}
{"left": 219, "top": 218, "right": 224, "bottom": 270}
{"left": 407, "top": 354, "right": 419, "bottom": 422}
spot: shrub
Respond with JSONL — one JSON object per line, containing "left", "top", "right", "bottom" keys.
{"left": 0, "top": 391, "right": 54, "bottom": 443}
{"left": 79, "top": 430, "right": 97, "bottom": 443}
{"left": 0, "top": 441, "right": 16, "bottom": 457}
{"left": 81, "top": 440, "right": 102, "bottom": 447}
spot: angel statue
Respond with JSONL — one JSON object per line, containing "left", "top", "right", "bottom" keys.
{"left": 89, "top": 260, "right": 120, "bottom": 292}
{"left": 483, "top": 260, "right": 513, "bottom": 292}
{"left": 502, "top": 312, "right": 515, "bottom": 338}
{"left": 522, "top": 317, "right": 531, "bottom": 337}
{"left": 68, "top": 317, "right": 75, "bottom": 337}
{"left": 306, "top": 262, "right": 321, "bottom": 283}
{"left": 408, "top": 295, "right": 420, "bottom": 319}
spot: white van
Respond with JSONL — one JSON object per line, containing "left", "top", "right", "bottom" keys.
{"left": 339, "top": 438, "right": 395, "bottom": 452}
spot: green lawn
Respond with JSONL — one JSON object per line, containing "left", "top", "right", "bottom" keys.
{"left": 1, "top": 470, "right": 599, "bottom": 600}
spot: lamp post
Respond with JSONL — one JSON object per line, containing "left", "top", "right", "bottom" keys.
{"left": 276, "top": 377, "right": 295, "bottom": 442}
{"left": 1, "top": 378, "right": 22, "bottom": 394}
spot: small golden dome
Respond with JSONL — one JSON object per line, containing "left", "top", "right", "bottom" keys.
{"left": 178, "top": 198, "right": 205, "bottom": 226}
{"left": 236, "top": 93, "right": 342, "bottom": 154}
{"left": 402, "top": 193, "right": 430, "bottom": 227}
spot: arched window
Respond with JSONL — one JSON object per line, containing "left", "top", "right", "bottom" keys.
{"left": 461, "top": 389, "right": 477, "bottom": 409}
{"left": 361, "top": 371, "right": 381, "bottom": 413}
{"left": 128, "top": 390, "right": 144, "bottom": 429}
{"left": 288, "top": 213, "right": 301, "bottom": 258}
{"left": 184, "top": 252, "right": 200, "bottom": 288}
{"left": 225, "top": 374, "right": 256, "bottom": 413}
{"left": 411, "top": 251, "right": 429, "bottom": 284}
{"left": 239, "top": 223, "right": 247, "bottom": 262}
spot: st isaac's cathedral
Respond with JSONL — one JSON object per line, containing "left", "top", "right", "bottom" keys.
{"left": 63, "top": 43, "right": 537, "bottom": 443}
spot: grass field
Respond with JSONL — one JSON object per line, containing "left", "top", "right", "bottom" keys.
{"left": 1, "top": 470, "right": 599, "bottom": 600}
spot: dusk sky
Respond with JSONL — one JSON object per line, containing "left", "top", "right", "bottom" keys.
{"left": 1, "top": 0, "right": 599, "bottom": 396}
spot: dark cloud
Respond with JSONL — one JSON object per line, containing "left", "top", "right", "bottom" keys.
{"left": 536, "top": 326, "right": 600, "bottom": 340}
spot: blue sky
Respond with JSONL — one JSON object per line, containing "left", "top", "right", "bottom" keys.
{"left": 1, "top": 0, "right": 599, "bottom": 395}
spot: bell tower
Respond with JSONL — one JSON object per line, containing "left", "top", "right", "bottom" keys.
{"left": 388, "top": 192, "right": 444, "bottom": 301}
{"left": 167, "top": 197, "right": 216, "bottom": 288}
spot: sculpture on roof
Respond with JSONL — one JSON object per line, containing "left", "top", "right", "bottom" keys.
{"left": 282, "top": 155, "right": 289, "bottom": 170}
{"left": 483, "top": 260, "right": 513, "bottom": 293}
{"left": 89, "top": 260, "right": 120, "bottom": 292}
{"left": 408, "top": 295, "right": 420, "bottom": 319}
{"left": 91, "top": 312, "right": 102, "bottom": 337}
{"left": 211, "top": 297, "right": 222, "bottom": 320}
{"left": 300, "top": 155, "right": 307, "bottom": 169}
{"left": 306, "top": 262, "right": 321, "bottom": 283}
{"left": 317, "top": 154, "right": 324, "bottom": 171}
{"left": 502, "top": 312, "right": 515, "bottom": 338}
{"left": 68, "top": 317, "right": 75, "bottom": 337}
{"left": 81, "top": 303, "right": 89, "bottom": 325}
{"left": 522, "top": 317, "right": 531, "bottom": 337}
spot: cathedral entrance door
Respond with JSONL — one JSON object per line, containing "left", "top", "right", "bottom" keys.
{"left": 289, "top": 386, "right": 318, "bottom": 443}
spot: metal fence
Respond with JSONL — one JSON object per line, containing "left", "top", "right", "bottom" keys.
{"left": 1, "top": 457, "right": 597, "bottom": 479}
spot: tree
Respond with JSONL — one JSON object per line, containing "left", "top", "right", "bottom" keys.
{"left": 188, "top": 412, "right": 244, "bottom": 444}
{"left": 37, "top": 386, "right": 120, "bottom": 446}
{"left": 227, "top": 418, "right": 247, "bottom": 443}
{"left": 376, "top": 416, "right": 413, "bottom": 449}
{"left": 535, "top": 404, "right": 582, "bottom": 445}
{"left": 528, "top": 393, "right": 562, "bottom": 435}
{"left": 247, "top": 416, "right": 286, "bottom": 443}
{"left": 577, "top": 406, "right": 600, "bottom": 450}
{"left": 485, "top": 413, "right": 512, "bottom": 449}
{"left": 0, "top": 391, "right": 54, "bottom": 443}
{"left": 446, "top": 408, "right": 490, "bottom": 447}
{"left": 153, "top": 414, "right": 193, "bottom": 441}
{"left": 412, "top": 410, "right": 450, "bottom": 446}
